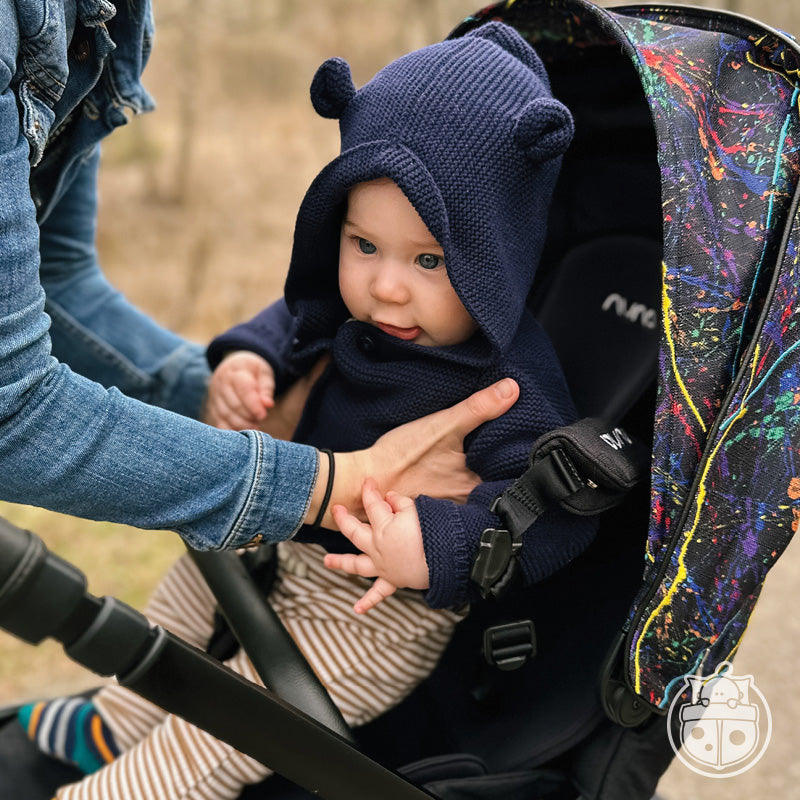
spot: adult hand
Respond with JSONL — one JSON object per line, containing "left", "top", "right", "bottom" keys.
{"left": 308, "top": 377, "right": 520, "bottom": 527}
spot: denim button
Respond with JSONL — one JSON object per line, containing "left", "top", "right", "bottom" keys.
{"left": 357, "top": 333, "right": 377, "bottom": 355}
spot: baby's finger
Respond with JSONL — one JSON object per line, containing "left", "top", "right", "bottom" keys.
{"left": 218, "top": 381, "right": 256, "bottom": 420}
{"left": 353, "top": 578, "right": 397, "bottom": 614}
{"left": 385, "top": 491, "right": 415, "bottom": 513}
{"left": 205, "top": 396, "right": 249, "bottom": 430}
{"left": 331, "top": 504, "right": 376, "bottom": 553}
{"left": 257, "top": 367, "right": 276, "bottom": 408}
{"left": 222, "top": 411, "right": 260, "bottom": 431}
{"left": 361, "top": 479, "right": 394, "bottom": 529}
{"left": 214, "top": 393, "right": 261, "bottom": 430}
{"left": 202, "top": 395, "right": 224, "bottom": 427}
{"left": 232, "top": 375, "right": 269, "bottom": 420}
{"left": 323, "top": 552, "right": 377, "bottom": 577}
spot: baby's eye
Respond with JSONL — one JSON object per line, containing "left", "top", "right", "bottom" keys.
{"left": 417, "top": 253, "right": 443, "bottom": 270}
{"left": 358, "top": 238, "right": 377, "bottom": 255}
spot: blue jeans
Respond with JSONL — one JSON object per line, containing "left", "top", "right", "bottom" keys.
{"left": 0, "top": 0, "right": 318, "bottom": 548}
{"left": 40, "top": 148, "right": 211, "bottom": 419}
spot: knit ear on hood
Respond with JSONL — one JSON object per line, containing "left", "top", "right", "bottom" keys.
{"left": 513, "top": 97, "right": 574, "bottom": 163}
{"left": 465, "top": 20, "right": 550, "bottom": 86}
{"left": 310, "top": 57, "right": 356, "bottom": 119}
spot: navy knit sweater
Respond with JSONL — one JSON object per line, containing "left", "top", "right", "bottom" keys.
{"left": 208, "top": 23, "right": 598, "bottom": 608}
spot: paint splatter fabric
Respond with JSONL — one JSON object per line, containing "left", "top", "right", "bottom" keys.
{"left": 617, "top": 10, "right": 800, "bottom": 709}
{"left": 461, "top": 0, "right": 800, "bottom": 710}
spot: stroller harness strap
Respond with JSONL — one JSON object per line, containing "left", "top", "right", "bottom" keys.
{"left": 471, "top": 417, "right": 649, "bottom": 599}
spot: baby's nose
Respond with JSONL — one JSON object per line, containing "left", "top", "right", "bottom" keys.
{"left": 371, "top": 263, "right": 411, "bottom": 303}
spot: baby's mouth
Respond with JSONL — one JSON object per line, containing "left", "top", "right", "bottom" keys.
{"left": 374, "top": 322, "right": 422, "bottom": 340}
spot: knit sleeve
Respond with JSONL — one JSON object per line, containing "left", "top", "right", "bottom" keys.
{"left": 416, "top": 326, "right": 598, "bottom": 609}
{"left": 417, "top": 480, "right": 597, "bottom": 609}
{"left": 207, "top": 298, "right": 300, "bottom": 394}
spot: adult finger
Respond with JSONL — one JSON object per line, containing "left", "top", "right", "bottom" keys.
{"left": 437, "top": 378, "right": 519, "bottom": 443}
{"left": 354, "top": 578, "right": 397, "bottom": 614}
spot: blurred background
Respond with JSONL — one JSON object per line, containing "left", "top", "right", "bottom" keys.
{"left": 1, "top": 0, "right": 799, "bottom": 797}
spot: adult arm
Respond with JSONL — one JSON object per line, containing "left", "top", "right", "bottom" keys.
{"left": 0, "top": 40, "right": 314, "bottom": 549}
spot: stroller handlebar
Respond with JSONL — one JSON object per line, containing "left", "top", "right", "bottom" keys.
{"left": 0, "top": 517, "right": 437, "bottom": 800}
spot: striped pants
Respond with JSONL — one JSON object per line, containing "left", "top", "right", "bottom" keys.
{"left": 57, "top": 542, "right": 465, "bottom": 800}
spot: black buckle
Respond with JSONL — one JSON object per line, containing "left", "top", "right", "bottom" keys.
{"left": 470, "top": 526, "right": 523, "bottom": 599}
{"left": 470, "top": 448, "right": 587, "bottom": 600}
{"left": 482, "top": 620, "right": 536, "bottom": 671}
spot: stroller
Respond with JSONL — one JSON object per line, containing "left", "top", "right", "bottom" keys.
{"left": 2, "top": 0, "right": 799, "bottom": 796}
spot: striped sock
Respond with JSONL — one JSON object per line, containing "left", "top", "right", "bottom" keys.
{"left": 17, "top": 697, "right": 120, "bottom": 774}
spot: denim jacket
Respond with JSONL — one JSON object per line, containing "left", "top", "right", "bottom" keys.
{"left": 0, "top": 0, "right": 317, "bottom": 548}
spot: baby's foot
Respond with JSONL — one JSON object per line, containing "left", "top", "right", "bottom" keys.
{"left": 18, "top": 697, "right": 120, "bottom": 774}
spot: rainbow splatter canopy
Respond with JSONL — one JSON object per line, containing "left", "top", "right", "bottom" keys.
{"left": 460, "top": 0, "right": 800, "bottom": 712}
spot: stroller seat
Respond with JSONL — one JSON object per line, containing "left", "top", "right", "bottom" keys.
{"left": 248, "top": 10, "right": 668, "bottom": 794}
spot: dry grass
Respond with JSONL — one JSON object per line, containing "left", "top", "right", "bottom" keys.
{"left": 95, "top": 0, "right": 484, "bottom": 343}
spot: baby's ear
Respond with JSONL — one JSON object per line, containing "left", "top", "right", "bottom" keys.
{"left": 513, "top": 98, "right": 574, "bottom": 162}
{"left": 465, "top": 22, "right": 548, "bottom": 85}
{"left": 310, "top": 57, "right": 356, "bottom": 119}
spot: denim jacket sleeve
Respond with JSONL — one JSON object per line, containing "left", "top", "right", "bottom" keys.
{"left": 0, "top": 9, "right": 318, "bottom": 549}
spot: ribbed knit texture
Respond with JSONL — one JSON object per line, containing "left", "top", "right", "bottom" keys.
{"left": 283, "top": 21, "right": 574, "bottom": 355}
{"left": 209, "top": 23, "right": 596, "bottom": 608}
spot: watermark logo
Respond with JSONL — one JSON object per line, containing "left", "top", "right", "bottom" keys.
{"left": 667, "top": 661, "right": 771, "bottom": 777}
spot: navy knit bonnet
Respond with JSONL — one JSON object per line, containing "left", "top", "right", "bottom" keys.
{"left": 285, "top": 22, "right": 574, "bottom": 354}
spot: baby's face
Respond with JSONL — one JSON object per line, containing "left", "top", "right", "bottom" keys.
{"left": 338, "top": 179, "right": 477, "bottom": 348}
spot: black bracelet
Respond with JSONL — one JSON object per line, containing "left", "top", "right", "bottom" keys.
{"left": 311, "top": 449, "right": 335, "bottom": 529}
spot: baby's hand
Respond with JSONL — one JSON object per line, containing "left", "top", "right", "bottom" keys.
{"left": 204, "top": 351, "right": 275, "bottom": 430}
{"left": 325, "top": 478, "right": 429, "bottom": 614}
